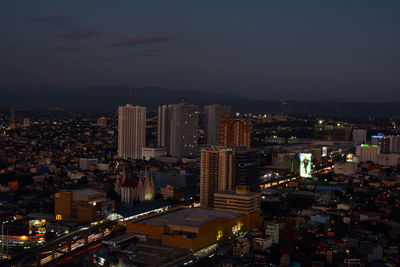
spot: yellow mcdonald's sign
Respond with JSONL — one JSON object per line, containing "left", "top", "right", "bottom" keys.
{"left": 55, "top": 214, "right": 62, "bottom": 221}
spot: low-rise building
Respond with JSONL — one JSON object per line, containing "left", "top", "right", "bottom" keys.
{"left": 233, "top": 238, "right": 250, "bottom": 257}
{"left": 265, "top": 222, "right": 279, "bottom": 244}
{"left": 126, "top": 208, "right": 262, "bottom": 251}
{"left": 213, "top": 186, "right": 261, "bottom": 215}
{"left": 334, "top": 162, "right": 358, "bottom": 175}
{"left": 160, "top": 184, "right": 184, "bottom": 201}
{"left": 141, "top": 147, "right": 167, "bottom": 160}
{"left": 54, "top": 189, "right": 114, "bottom": 222}
{"left": 253, "top": 236, "right": 272, "bottom": 251}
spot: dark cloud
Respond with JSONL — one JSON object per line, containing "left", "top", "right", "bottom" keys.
{"left": 58, "top": 28, "right": 101, "bottom": 41}
{"left": 25, "top": 14, "right": 76, "bottom": 26}
{"left": 46, "top": 42, "right": 81, "bottom": 51}
{"left": 111, "top": 35, "right": 175, "bottom": 46}
{"left": 71, "top": 55, "right": 135, "bottom": 62}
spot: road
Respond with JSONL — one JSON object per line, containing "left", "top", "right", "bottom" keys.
{"left": 2, "top": 220, "right": 117, "bottom": 267}
{"left": 40, "top": 229, "right": 111, "bottom": 266}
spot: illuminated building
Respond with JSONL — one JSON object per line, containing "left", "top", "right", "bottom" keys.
{"left": 371, "top": 134, "right": 384, "bottom": 146}
{"left": 356, "top": 144, "right": 380, "bottom": 164}
{"left": 118, "top": 104, "right": 146, "bottom": 159}
{"left": 97, "top": 116, "right": 107, "bottom": 127}
{"left": 204, "top": 104, "right": 230, "bottom": 145}
{"left": 115, "top": 170, "right": 155, "bottom": 203}
{"left": 126, "top": 208, "right": 262, "bottom": 251}
{"left": 0, "top": 224, "right": 45, "bottom": 252}
{"left": 200, "top": 147, "right": 235, "bottom": 208}
{"left": 219, "top": 117, "right": 251, "bottom": 149}
{"left": 23, "top": 117, "right": 30, "bottom": 127}
{"left": 54, "top": 189, "right": 114, "bottom": 222}
{"left": 141, "top": 147, "right": 167, "bottom": 160}
{"left": 214, "top": 186, "right": 261, "bottom": 215}
{"left": 158, "top": 103, "right": 199, "bottom": 157}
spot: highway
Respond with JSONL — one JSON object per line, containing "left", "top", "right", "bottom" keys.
{"left": 2, "top": 219, "right": 117, "bottom": 267}
{"left": 40, "top": 229, "right": 111, "bottom": 266}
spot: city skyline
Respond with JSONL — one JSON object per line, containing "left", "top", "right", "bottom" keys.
{"left": 1, "top": 2, "right": 400, "bottom": 266}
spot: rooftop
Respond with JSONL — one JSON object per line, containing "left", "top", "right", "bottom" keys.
{"left": 137, "top": 208, "right": 239, "bottom": 228}
{"left": 214, "top": 190, "right": 260, "bottom": 197}
{"left": 71, "top": 189, "right": 103, "bottom": 196}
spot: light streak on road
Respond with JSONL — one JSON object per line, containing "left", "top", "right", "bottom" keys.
{"left": 40, "top": 229, "right": 111, "bottom": 265}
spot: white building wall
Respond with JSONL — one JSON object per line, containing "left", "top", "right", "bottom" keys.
{"left": 118, "top": 104, "right": 146, "bottom": 159}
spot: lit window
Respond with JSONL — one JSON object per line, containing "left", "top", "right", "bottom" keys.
{"left": 216, "top": 230, "right": 223, "bottom": 240}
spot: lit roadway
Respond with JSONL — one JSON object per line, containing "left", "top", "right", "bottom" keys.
{"left": 2, "top": 220, "right": 117, "bottom": 267}
{"left": 40, "top": 229, "right": 111, "bottom": 266}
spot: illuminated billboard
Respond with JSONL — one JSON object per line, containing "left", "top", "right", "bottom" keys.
{"left": 299, "top": 153, "right": 312, "bottom": 178}
{"left": 322, "top": 147, "right": 327, "bottom": 157}
{"left": 29, "top": 219, "right": 46, "bottom": 235}
{"left": 346, "top": 154, "right": 354, "bottom": 162}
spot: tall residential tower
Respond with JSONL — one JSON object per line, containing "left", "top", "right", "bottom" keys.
{"left": 204, "top": 104, "right": 231, "bottom": 145}
{"left": 200, "top": 146, "right": 235, "bottom": 208}
{"left": 118, "top": 104, "right": 146, "bottom": 159}
{"left": 219, "top": 117, "right": 252, "bottom": 149}
{"left": 158, "top": 103, "right": 199, "bottom": 158}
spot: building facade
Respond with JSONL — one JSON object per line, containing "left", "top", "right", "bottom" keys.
{"left": 219, "top": 117, "right": 251, "bottom": 149}
{"left": 352, "top": 129, "right": 367, "bottom": 144}
{"left": 126, "top": 208, "right": 262, "bottom": 251}
{"left": 214, "top": 186, "right": 261, "bottom": 215}
{"left": 235, "top": 148, "right": 261, "bottom": 191}
{"left": 356, "top": 144, "right": 380, "bottom": 164}
{"left": 158, "top": 103, "right": 199, "bottom": 158}
{"left": 200, "top": 147, "right": 235, "bottom": 208}
{"left": 157, "top": 105, "right": 170, "bottom": 148}
{"left": 97, "top": 116, "right": 107, "bottom": 127}
{"left": 204, "top": 104, "right": 231, "bottom": 146}
{"left": 141, "top": 147, "right": 167, "bottom": 160}
{"left": 118, "top": 104, "right": 146, "bottom": 159}
{"left": 54, "top": 189, "right": 113, "bottom": 222}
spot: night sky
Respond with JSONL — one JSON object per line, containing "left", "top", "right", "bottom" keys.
{"left": 1, "top": 1, "right": 399, "bottom": 101}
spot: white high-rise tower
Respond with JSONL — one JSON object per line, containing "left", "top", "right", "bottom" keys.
{"left": 118, "top": 104, "right": 146, "bottom": 159}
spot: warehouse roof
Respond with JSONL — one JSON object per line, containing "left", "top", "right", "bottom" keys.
{"left": 138, "top": 208, "right": 239, "bottom": 228}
